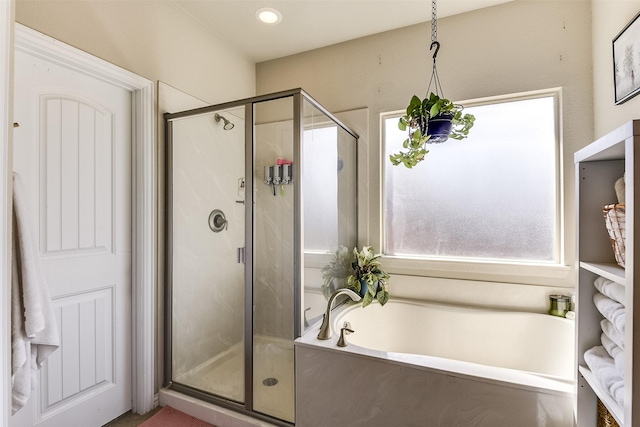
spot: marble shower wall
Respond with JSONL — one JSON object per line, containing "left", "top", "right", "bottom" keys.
{"left": 254, "top": 112, "right": 295, "bottom": 340}
{"left": 171, "top": 108, "right": 246, "bottom": 378}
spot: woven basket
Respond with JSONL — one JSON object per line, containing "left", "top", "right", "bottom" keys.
{"left": 604, "top": 204, "right": 626, "bottom": 268}
{"left": 597, "top": 399, "right": 620, "bottom": 427}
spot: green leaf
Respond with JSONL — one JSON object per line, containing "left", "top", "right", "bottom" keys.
{"left": 378, "top": 290, "right": 390, "bottom": 306}
{"left": 368, "top": 280, "right": 377, "bottom": 296}
{"left": 362, "top": 291, "right": 374, "bottom": 307}
{"left": 429, "top": 103, "right": 440, "bottom": 118}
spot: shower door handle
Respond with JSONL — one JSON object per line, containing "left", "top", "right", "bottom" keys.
{"left": 237, "top": 247, "right": 245, "bottom": 264}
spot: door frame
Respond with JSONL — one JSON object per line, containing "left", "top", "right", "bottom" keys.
{"left": 0, "top": 1, "right": 15, "bottom": 427}
{"left": 1, "top": 23, "right": 156, "bottom": 425}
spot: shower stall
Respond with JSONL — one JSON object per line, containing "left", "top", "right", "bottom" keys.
{"left": 164, "top": 89, "right": 358, "bottom": 425}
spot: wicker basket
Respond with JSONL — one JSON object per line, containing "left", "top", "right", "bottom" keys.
{"left": 604, "top": 204, "right": 626, "bottom": 268}
{"left": 597, "top": 399, "right": 620, "bottom": 427}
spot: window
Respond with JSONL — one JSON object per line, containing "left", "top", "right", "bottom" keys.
{"left": 303, "top": 125, "right": 338, "bottom": 251}
{"left": 383, "top": 91, "right": 561, "bottom": 264}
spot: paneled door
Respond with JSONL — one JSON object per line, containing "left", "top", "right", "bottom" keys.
{"left": 10, "top": 46, "right": 132, "bottom": 426}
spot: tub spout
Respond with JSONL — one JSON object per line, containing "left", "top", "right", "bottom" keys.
{"left": 317, "top": 288, "right": 361, "bottom": 340}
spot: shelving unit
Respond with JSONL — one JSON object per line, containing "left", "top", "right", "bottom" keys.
{"left": 575, "top": 120, "right": 640, "bottom": 426}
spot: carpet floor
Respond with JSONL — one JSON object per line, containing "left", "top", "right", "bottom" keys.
{"left": 138, "top": 406, "right": 215, "bottom": 427}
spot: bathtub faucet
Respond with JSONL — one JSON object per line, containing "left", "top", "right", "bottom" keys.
{"left": 317, "top": 288, "right": 362, "bottom": 340}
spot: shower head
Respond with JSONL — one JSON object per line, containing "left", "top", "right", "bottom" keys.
{"left": 214, "top": 113, "right": 235, "bottom": 130}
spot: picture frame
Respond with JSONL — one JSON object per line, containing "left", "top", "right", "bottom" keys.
{"left": 613, "top": 11, "right": 640, "bottom": 104}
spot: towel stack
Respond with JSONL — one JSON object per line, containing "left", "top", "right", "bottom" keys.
{"left": 584, "top": 276, "right": 626, "bottom": 408}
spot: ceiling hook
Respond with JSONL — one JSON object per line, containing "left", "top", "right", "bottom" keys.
{"left": 430, "top": 41, "right": 440, "bottom": 60}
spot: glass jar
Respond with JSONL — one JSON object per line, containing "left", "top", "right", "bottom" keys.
{"left": 549, "top": 294, "right": 571, "bottom": 317}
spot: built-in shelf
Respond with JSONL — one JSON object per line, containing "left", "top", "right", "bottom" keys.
{"left": 576, "top": 120, "right": 640, "bottom": 427}
{"left": 579, "top": 365, "right": 624, "bottom": 426}
{"left": 579, "top": 262, "right": 625, "bottom": 286}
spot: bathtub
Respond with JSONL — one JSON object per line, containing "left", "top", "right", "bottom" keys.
{"left": 295, "top": 299, "right": 576, "bottom": 427}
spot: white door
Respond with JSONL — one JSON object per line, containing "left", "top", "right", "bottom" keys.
{"left": 10, "top": 47, "right": 132, "bottom": 427}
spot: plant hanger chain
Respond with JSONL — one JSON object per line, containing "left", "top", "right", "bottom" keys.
{"left": 427, "top": 0, "right": 444, "bottom": 98}
{"left": 431, "top": 0, "right": 437, "bottom": 44}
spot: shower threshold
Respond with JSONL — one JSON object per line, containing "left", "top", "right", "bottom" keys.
{"left": 175, "top": 335, "right": 294, "bottom": 423}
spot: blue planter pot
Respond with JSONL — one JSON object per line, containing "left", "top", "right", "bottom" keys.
{"left": 358, "top": 279, "right": 380, "bottom": 298}
{"left": 426, "top": 113, "right": 453, "bottom": 144}
{"left": 358, "top": 280, "right": 368, "bottom": 298}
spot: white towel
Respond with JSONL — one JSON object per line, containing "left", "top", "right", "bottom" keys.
{"left": 601, "top": 319, "right": 625, "bottom": 350}
{"left": 594, "top": 292, "right": 626, "bottom": 333}
{"left": 11, "top": 172, "right": 59, "bottom": 414}
{"left": 584, "top": 346, "right": 624, "bottom": 407}
{"left": 602, "top": 332, "right": 624, "bottom": 377}
{"left": 594, "top": 276, "right": 625, "bottom": 305}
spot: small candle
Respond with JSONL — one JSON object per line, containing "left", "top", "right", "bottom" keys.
{"left": 549, "top": 295, "right": 571, "bottom": 317}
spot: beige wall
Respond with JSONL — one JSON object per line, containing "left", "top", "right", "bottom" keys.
{"left": 256, "top": 1, "right": 593, "bottom": 309}
{"left": 15, "top": 0, "right": 256, "bottom": 105}
{"left": 592, "top": 1, "right": 640, "bottom": 138}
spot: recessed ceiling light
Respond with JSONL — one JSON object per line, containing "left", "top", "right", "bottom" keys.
{"left": 256, "top": 8, "right": 282, "bottom": 25}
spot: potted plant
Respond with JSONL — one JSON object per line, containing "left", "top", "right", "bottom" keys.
{"left": 390, "top": 92, "right": 476, "bottom": 168}
{"left": 321, "top": 246, "right": 353, "bottom": 299}
{"left": 347, "top": 246, "right": 390, "bottom": 307}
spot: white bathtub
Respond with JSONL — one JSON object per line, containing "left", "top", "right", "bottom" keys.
{"left": 295, "top": 299, "right": 576, "bottom": 427}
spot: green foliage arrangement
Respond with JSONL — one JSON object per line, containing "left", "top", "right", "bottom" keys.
{"left": 390, "top": 93, "right": 476, "bottom": 168}
{"left": 347, "top": 246, "right": 390, "bottom": 308}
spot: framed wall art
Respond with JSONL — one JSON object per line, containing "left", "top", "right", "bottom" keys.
{"left": 613, "top": 11, "right": 640, "bottom": 104}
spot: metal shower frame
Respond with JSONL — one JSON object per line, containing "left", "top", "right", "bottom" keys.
{"left": 163, "top": 88, "right": 359, "bottom": 426}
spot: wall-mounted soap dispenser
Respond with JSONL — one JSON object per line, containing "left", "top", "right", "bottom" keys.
{"left": 282, "top": 164, "right": 292, "bottom": 185}
{"left": 264, "top": 166, "right": 273, "bottom": 185}
{"left": 264, "top": 159, "right": 293, "bottom": 196}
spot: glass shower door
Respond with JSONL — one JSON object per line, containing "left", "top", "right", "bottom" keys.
{"left": 168, "top": 107, "right": 246, "bottom": 403}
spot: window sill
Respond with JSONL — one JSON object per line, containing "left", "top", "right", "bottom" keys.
{"left": 382, "top": 255, "right": 572, "bottom": 287}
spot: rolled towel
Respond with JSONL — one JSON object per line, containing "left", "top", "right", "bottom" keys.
{"left": 594, "top": 276, "right": 625, "bottom": 305}
{"left": 601, "top": 319, "right": 624, "bottom": 350}
{"left": 602, "top": 332, "right": 624, "bottom": 377}
{"left": 594, "top": 292, "right": 626, "bottom": 333}
{"left": 584, "top": 346, "right": 624, "bottom": 407}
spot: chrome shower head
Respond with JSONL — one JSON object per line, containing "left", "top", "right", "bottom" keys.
{"left": 214, "top": 113, "right": 235, "bottom": 130}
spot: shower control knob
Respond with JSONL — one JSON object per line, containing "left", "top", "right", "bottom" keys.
{"left": 208, "top": 209, "right": 228, "bottom": 232}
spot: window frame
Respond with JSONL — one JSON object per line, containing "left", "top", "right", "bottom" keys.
{"left": 379, "top": 88, "right": 570, "bottom": 285}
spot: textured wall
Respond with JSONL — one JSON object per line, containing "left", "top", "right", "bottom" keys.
{"left": 256, "top": 1, "right": 594, "bottom": 305}
{"left": 15, "top": 0, "right": 255, "bottom": 105}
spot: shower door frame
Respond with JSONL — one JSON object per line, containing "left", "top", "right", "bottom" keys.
{"left": 164, "top": 88, "right": 358, "bottom": 425}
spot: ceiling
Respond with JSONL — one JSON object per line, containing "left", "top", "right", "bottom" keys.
{"left": 173, "top": 0, "right": 513, "bottom": 63}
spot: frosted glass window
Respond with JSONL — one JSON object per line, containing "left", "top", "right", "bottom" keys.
{"left": 384, "top": 95, "right": 559, "bottom": 262}
{"left": 303, "top": 126, "right": 338, "bottom": 251}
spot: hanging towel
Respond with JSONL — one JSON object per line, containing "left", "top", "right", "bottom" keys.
{"left": 584, "top": 346, "right": 624, "bottom": 407}
{"left": 11, "top": 172, "right": 59, "bottom": 414}
{"left": 594, "top": 292, "right": 626, "bottom": 333}
{"left": 601, "top": 319, "right": 625, "bottom": 350}
{"left": 602, "top": 332, "right": 625, "bottom": 377}
{"left": 594, "top": 276, "right": 625, "bottom": 306}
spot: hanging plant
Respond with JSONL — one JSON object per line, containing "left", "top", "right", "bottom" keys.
{"left": 390, "top": 93, "right": 476, "bottom": 168}
{"left": 389, "top": 0, "right": 477, "bottom": 169}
